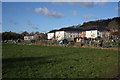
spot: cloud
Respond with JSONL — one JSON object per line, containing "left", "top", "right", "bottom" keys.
{"left": 27, "top": 20, "right": 32, "bottom": 26}
{"left": 71, "top": 10, "right": 77, "bottom": 16}
{"left": 0, "top": 22, "right": 2, "bottom": 28}
{"left": 27, "top": 20, "right": 39, "bottom": 30}
{"left": 0, "top": 22, "right": 2, "bottom": 25}
{"left": 79, "top": 2, "right": 94, "bottom": 7}
{"left": 115, "top": 6, "right": 120, "bottom": 11}
{"left": 26, "top": 8, "right": 32, "bottom": 11}
{"left": 10, "top": 8, "right": 16, "bottom": 12}
{"left": 9, "top": 20, "right": 18, "bottom": 25}
{"left": 31, "top": 26, "right": 39, "bottom": 30}
{"left": 34, "top": 7, "right": 65, "bottom": 18}
{"left": 26, "top": 8, "right": 34, "bottom": 12}
{"left": 52, "top": 0, "right": 118, "bottom": 2}
{"left": 94, "top": 2, "right": 106, "bottom": 5}
{"left": 82, "top": 14, "right": 102, "bottom": 21}
{"left": 52, "top": 2, "right": 107, "bottom": 8}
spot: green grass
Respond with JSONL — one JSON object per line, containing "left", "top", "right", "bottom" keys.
{"left": 2, "top": 43, "right": 119, "bottom": 78}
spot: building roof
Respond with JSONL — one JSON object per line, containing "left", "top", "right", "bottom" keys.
{"left": 48, "top": 30, "right": 59, "bottom": 33}
{"left": 48, "top": 28, "right": 85, "bottom": 33}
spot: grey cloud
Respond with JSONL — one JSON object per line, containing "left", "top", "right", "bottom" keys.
{"left": 9, "top": 20, "right": 18, "bottom": 25}
{"left": 94, "top": 2, "right": 106, "bottom": 5}
{"left": 34, "top": 7, "right": 65, "bottom": 18}
{"left": 26, "top": 8, "right": 33, "bottom": 13}
{"left": 71, "top": 10, "right": 77, "bottom": 16}
{"left": 115, "top": 6, "right": 120, "bottom": 11}
{"left": 27, "top": 20, "right": 32, "bottom": 26}
{"left": 79, "top": 2, "right": 94, "bottom": 7}
{"left": 31, "top": 26, "right": 39, "bottom": 30}
{"left": 52, "top": 2, "right": 107, "bottom": 8}
{"left": 10, "top": 8, "right": 16, "bottom": 11}
{"left": 82, "top": 14, "right": 102, "bottom": 21}
{"left": 27, "top": 20, "right": 39, "bottom": 30}
{"left": 26, "top": 8, "right": 31, "bottom": 11}
{"left": 52, "top": 0, "right": 112, "bottom": 2}
{"left": 0, "top": 22, "right": 1, "bottom": 28}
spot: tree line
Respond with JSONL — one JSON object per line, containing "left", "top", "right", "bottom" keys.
{"left": 2, "top": 31, "right": 47, "bottom": 41}
{"left": 79, "top": 17, "right": 120, "bottom": 31}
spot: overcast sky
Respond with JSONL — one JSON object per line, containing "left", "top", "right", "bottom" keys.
{"left": 2, "top": 2, "right": 119, "bottom": 33}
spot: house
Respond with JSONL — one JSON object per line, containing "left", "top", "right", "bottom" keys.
{"left": 85, "top": 27, "right": 110, "bottom": 39}
{"left": 47, "top": 30, "right": 56, "bottom": 40}
{"left": 47, "top": 27, "right": 110, "bottom": 41}
{"left": 47, "top": 28, "right": 84, "bottom": 41}
{"left": 24, "top": 34, "right": 38, "bottom": 40}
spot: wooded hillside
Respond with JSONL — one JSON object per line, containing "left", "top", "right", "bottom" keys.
{"left": 49, "top": 17, "right": 120, "bottom": 33}
{"left": 78, "top": 17, "right": 120, "bottom": 31}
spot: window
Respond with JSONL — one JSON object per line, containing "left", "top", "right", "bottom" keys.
{"left": 97, "top": 32, "right": 99, "bottom": 35}
{"left": 73, "top": 35, "right": 75, "bottom": 37}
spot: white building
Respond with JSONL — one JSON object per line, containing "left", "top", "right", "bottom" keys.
{"left": 85, "top": 30, "right": 101, "bottom": 38}
{"left": 55, "top": 31, "right": 65, "bottom": 40}
{"left": 55, "top": 31, "right": 82, "bottom": 41}
{"left": 24, "top": 34, "right": 38, "bottom": 40}
{"left": 47, "top": 27, "right": 110, "bottom": 40}
{"left": 47, "top": 32, "right": 55, "bottom": 40}
{"left": 85, "top": 27, "right": 110, "bottom": 38}
{"left": 47, "top": 28, "right": 83, "bottom": 41}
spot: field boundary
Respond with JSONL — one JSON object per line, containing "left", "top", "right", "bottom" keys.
{"left": 20, "top": 43, "right": 119, "bottom": 51}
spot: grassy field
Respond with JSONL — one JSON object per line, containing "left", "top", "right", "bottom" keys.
{"left": 2, "top": 43, "right": 119, "bottom": 78}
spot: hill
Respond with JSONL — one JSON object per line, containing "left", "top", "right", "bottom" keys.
{"left": 48, "top": 17, "right": 120, "bottom": 33}
{"left": 77, "top": 17, "right": 120, "bottom": 31}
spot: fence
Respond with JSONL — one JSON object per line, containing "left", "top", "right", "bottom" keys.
{"left": 4, "top": 39, "right": 120, "bottom": 48}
